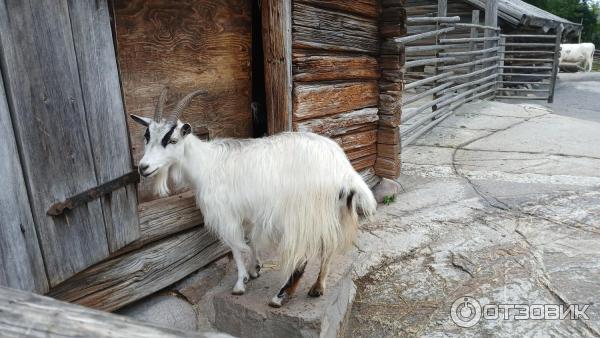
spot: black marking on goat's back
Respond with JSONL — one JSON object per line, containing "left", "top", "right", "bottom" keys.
{"left": 161, "top": 125, "right": 176, "bottom": 147}
{"left": 347, "top": 190, "right": 355, "bottom": 209}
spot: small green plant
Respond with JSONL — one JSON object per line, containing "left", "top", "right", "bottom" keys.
{"left": 382, "top": 195, "right": 396, "bottom": 205}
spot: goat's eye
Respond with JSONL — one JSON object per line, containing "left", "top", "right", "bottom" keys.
{"left": 169, "top": 139, "right": 177, "bottom": 145}
{"left": 144, "top": 129, "right": 150, "bottom": 143}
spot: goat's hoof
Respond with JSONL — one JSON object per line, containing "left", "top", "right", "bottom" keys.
{"left": 232, "top": 289, "right": 245, "bottom": 296}
{"left": 249, "top": 271, "right": 260, "bottom": 279}
{"left": 268, "top": 294, "right": 288, "bottom": 308}
{"left": 308, "top": 286, "right": 324, "bottom": 298}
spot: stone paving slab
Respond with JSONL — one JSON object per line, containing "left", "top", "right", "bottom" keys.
{"left": 211, "top": 255, "right": 356, "bottom": 338}
{"left": 349, "top": 100, "right": 600, "bottom": 337}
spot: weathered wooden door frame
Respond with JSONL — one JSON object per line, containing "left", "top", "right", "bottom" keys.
{"left": 261, "top": 0, "right": 293, "bottom": 134}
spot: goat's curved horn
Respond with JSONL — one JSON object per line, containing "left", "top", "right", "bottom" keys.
{"left": 169, "top": 89, "right": 207, "bottom": 123}
{"left": 154, "top": 87, "right": 169, "bottom": 122}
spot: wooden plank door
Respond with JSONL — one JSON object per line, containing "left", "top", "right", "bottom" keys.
{"left": 112, "top": 0, "right": 254, "bottom": 203}
{"left": 0, "top": 0, "right": 139, "bottom": 287}
{"left": 0, "top": 71, "right": 48, "bottom": 293}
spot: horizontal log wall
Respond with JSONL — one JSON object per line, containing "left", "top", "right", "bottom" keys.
{"left": 291, "top": 0, "right": 402, "bottom": 178}
{"left": 291, "top": 0, "right": 382, "bottom": 176}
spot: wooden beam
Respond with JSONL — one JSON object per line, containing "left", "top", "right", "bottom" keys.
{"left": 292, "top": 54, "right": 379, "bottom": 82}
{"left": 48, "top": 227, "right": 228, "bottom": 312}
{"left": 548, "top": 24, "right": 564, "bottom": 103}
{"left": 0, "top": 286, "right": 217, "bottom": 338}
{"left": 293, "top": 81, "right": 378, "bottom": 120}
{"left": 292, "top": 2, "right": 379, "bottom": 54}
{"left": 113, "top": 191, "right": 203, "bottom": 256}
{"left": 295, "top": 0, "right": 378, "bottom": 18}
{"left": 262, "top": 0, "right": 293, "bottom": 133}
{"left": 335, "top": 129, "right": 378, "bottom": 152}
{"left": 293, "top": 108, "right": 379, "bottom": 137}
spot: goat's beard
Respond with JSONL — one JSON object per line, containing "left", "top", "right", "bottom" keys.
{"left": 153, "top": 163, "right": 187, "bottom": 198}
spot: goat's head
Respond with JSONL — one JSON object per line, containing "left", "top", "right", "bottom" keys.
{"left": 130, "top": 87, "right": 206, "bottom": 177}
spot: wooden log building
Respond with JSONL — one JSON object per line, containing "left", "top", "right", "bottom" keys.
{"left": 0, "top": 0, "right": 404, "bottom": 312}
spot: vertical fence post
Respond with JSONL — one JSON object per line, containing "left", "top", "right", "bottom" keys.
{"left": 432, "top": 0, "right": 448, "bottom": 112}
{"left": 484, "top": 0, "right": 498, "bottom": 99}
{"left": 468, "top": 10, "right": 480, "bottom": 100}
{"left": 496, "top": 36, "right": 506, "bottom": 98}
{"left": 548, "top": 24, "right": 564, "bottom": 103}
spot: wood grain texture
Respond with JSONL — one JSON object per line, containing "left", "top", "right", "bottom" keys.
{"left": 295, "top": 0, "right": 378, "bottom": 18}
{"left": 68, "top": 0, "right": 140, "bottom": 253}
{"left": 375, "top": 156, "right": 401, "bottom": 177}
{"left": 292, "top": 54, "right": 379, "bottom": 82}
{"left": 347, "top": 144, "right": 377, "bottom": 161}
{"left": 0, "top": 0, "right": 110, "bottom": 286}
{"left": 377, "top": 142, "right": 401, "bottom": 158}
{"left": 292, "top": 2, "right": 378, "bottom": 54}
{"left": 113, "top": 0, "right": 253, "bottom": 202}
{"left": 377, "top": 126, "right": 400, "bottom": 145}
{"left": 293, "top": 81, "right": 378, "bottom": 120}
{"left": 262, "top": 0, "right": 293, "bottom": 134}
{"left": 376, "top": 0, "right": 404, "bottom": 179}
{"left": 114, "top": 192, "right": 203, "bottom": 256}
{"left": 48, "top": 228, "right": 228, "bottom": 311}
{"left": 293, "top": 108, "right": 379, "bottom": 137}
{"left": 351, "top": 154, "right": 377, "bottom": 171}
{"left": 336, "top": 129, "right": 377, "bottom": 152}
{"left": 0, "top": 286, "right": 214, "bottom": 338}
{"left": 0, "top": 69, "right": 48, "bottom": 293}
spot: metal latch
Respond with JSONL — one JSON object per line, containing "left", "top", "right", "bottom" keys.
{"left": 46, "top": 170, "right": 140, "bottom": 216}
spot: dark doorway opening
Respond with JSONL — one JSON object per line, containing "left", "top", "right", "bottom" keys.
{"left": 251, "top": 0, "right": 268, "bottom": 137}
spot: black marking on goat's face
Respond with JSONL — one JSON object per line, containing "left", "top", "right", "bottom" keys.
{"left": 161, "top": 124, "right": 176, "bottom": 147}
{"left": 144, "top": 128, "right": 150, "bottom": 143}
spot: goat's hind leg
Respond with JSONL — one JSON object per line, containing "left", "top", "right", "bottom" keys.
{"left": 308, "top": 253, "right": 332, "bottom": 297}
{"left": 248, "top": 241, "right": 262, "bottom": 279}
{"left": 268, "top": 261, "right": 307, "bottom": 308}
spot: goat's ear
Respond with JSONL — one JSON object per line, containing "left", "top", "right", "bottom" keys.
{"left": 181, "top": 123, "right": 192, "bottom": 137}
{"left": 130, "top": 114, "right": 152, "bottom": 127}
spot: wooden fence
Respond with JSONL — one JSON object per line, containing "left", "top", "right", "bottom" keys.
{"left": 399, "top": 8, "right": 501, "bottom": 148}
{"left": 496, "top": 25, "right": 564, "bottom": 103}
{"left": 399, "top": 2, "right": 564, "bottom": 148}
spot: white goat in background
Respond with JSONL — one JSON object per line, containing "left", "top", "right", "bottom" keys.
{"left": 131, "top": 88, "right": 377, "bottom": 307}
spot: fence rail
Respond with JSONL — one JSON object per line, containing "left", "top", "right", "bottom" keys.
{"left": 400, "top": 8, "right": 501, "bottom": 149}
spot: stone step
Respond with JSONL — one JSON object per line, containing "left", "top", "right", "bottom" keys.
{"left": 211, "top": 255, "right": 356, "bottom": 338}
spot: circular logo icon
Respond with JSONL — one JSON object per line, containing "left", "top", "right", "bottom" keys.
{"left": 451, "top": 296, "right": 482, "bottom": 328}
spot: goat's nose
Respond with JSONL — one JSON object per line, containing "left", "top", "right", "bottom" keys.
{"left": 139, "top": 164, "right": 149, "bottom": 175}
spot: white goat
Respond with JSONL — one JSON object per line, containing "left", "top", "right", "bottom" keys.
{"left": 131, "top": 88, "right": 377, "bottom": 307}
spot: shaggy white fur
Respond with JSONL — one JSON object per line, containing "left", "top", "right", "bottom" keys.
{"left": 132, "top": 116, "right": 376, "bottom": 304}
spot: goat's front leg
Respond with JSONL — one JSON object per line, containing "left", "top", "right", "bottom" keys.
{"left": 248, "top": 241, "right": 261, "bottom": 279}
{"left": 230, "top": 245, "right": 250, "bottom": 295}
{"left": 268, "top": 261, "right": 307, "bottom": 308}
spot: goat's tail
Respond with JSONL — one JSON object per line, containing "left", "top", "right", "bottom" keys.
{"left": 337, "top": 173, "right": 377, "bottom": 252}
